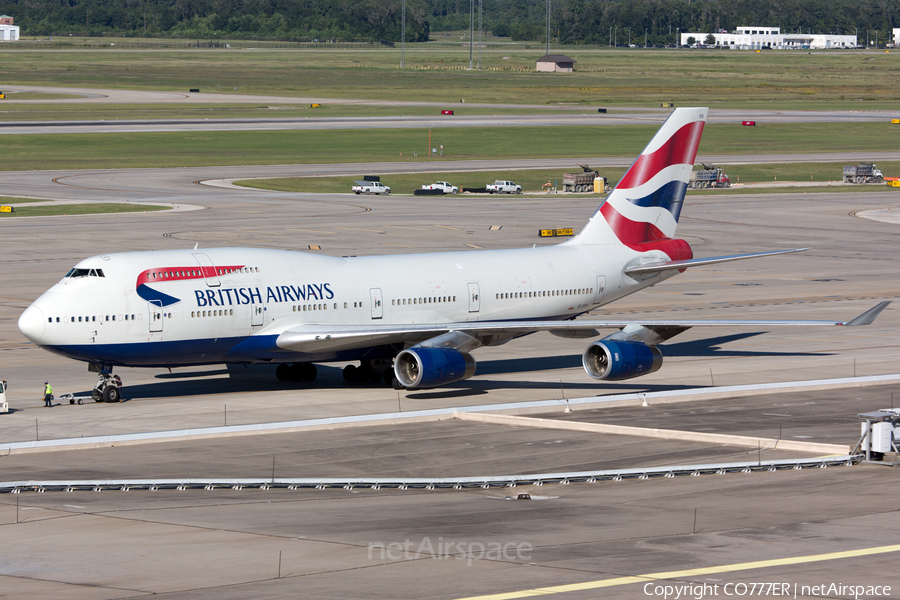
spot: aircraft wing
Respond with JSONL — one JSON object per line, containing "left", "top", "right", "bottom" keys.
{"left": 275, "top": 301, "right": 890, "bottom": 353}
{"left": 624, "top": 248, "right": 809, "bottom": 276}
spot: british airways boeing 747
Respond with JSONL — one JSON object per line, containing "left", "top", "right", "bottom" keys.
{"left": 17, "top": 108, "right": 889, "bottom": 401}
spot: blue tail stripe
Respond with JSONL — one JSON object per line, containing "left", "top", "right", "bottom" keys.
{"left": 623, "top": 180, "right": 688, "bottom": 222}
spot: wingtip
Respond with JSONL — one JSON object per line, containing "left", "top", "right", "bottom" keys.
{"left": 843, "top": 301, "right": 891, "bottom": 326}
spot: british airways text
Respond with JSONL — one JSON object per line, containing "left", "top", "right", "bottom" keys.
{"left": 194, "top": 284, "right": 334, "bottom": 307}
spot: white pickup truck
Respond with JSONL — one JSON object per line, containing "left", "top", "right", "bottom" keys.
{"left": 486, "top": 180, "right": 521, "bottom": 194}
{"left": 421, "top": 181, "right": 459, "bottom": 194}
{"left": 0, "top": 379, "right": 8, "bottom": 413}
{"left": 352, "top": 181, "right": 391, "bottom": 195}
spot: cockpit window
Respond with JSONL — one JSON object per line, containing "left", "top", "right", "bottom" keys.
{"left": 66, "top": 268, "right": 105, "bottom": 278}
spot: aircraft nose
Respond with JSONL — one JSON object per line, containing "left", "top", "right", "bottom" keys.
{"left": 18, "top": 304, "right": 46, "bottom": 344}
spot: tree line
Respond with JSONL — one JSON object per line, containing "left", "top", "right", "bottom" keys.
{"left": 0, "top": 0, "right": 897, "bottom": 45}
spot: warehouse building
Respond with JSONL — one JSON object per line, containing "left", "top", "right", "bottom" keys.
{"left": 681, "top": 27, "right": 856, "bottom": 50}
{"left": 0, "top": 16, "right": 19, "bottom": 41}
{"left": 535, "top": 55, "right": 576, "bottom": 72}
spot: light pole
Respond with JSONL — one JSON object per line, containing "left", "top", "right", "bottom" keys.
{"left": 609, "top": 27, "right": 612, "bottom": 47}
{"left": 628, "top": 27, "right": 631, "bottom": 47}
{"left": 645, "top": 28, "right": 648, "bottom": 47}
{"left": 676, "top": 27, "right": 679, "bottom": 47}
{"left": 614, "top": 26, "right": 617, "bottom": 47}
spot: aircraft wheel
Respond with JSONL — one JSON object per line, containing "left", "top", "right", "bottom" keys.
{"left": 354, "top": 366, "right": 372, "bottom": 383}
{"left": 93, "top": 391, "right": 103, "bottom": 403}
{"left": 301, "top": 363, "right": 317, "bottom": 382}
{"left": 103, "top": 385, "right": 120, "bottom": 403}
{"left": 343, "top": 365, "right": 357, "bottom": 383}
{"left": 276, "top": 364, "right": 291, "bottom": 382}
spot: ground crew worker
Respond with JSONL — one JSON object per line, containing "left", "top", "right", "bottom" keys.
{"left": 43, "top": 380, "right": 53, "bottom": 407}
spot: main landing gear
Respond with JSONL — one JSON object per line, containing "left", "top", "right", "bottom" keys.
{"left": 92, "top": 372, "right": 123, "bottom": 403}
{"left": 343, "top": 358, "right": 400, "bottom": 388}
{"left": 275, "top": 363, "right": 318, "bottom": 383}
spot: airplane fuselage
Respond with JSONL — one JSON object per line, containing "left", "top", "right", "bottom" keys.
{"left": 18, "top": 243, "right": 672, "bottom": 369}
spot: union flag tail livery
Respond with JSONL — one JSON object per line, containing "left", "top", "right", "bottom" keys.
{"left": 571, "top": 107, "right": 705, "bottom": 262}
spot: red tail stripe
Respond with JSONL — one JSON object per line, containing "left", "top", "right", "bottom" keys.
{"left": 617, "top": 121, "right": 705, "bottom": 190}
{"left": 599, "top": 203, "right": 693, "bottom": 259}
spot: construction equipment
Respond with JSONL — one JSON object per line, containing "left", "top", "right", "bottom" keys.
{"left": 843, "top": 163, "right": 884, "bottom": 184}
{"left": 688, "top": 163, "right": 731, "bottom": 189}
{"left": 563, "top": 165, "right": 609, "bottom": 193}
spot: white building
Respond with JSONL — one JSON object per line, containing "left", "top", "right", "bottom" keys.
{"left": 681, "top": 27, "right": 856, "bottom": 50}
{"left": 0, "top": 25, "right": 19, "bottom": 41}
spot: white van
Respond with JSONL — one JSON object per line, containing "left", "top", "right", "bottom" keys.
{"left": 0, "top": 380, "right": 7, "bottom": 413}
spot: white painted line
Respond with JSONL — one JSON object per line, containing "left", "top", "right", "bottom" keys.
{"left": 1, "top": 373, "right": 897, "bottom": 454}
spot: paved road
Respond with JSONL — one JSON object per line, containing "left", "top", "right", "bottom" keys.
{"left": 2, "top": 85, "right": 899, "bottom": 134}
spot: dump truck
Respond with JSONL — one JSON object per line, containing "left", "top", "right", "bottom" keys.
{"left": 563, "top": 165, "right": 600, "bottom": 193}
{"left": 688, "top": 164, "right": 731, "bottom": 189}
{"left": 843, "top": 163, "right": 883, "bottom": 184}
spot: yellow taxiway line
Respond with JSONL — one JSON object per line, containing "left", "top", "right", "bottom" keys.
{"left": 455, "top": 544, "right": 900, "bottom": 600}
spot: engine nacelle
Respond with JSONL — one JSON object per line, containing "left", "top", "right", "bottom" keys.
{"left": 582, "top": 340, "right": 663, "bottom": 381}
{"left": 394, "top": 347, "right": 477, "bottom": 389}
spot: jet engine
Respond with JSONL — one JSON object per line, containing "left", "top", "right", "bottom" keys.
{"left": 394, "top": 347, "right": 477, "bottom": 389}
{"left": 582, "top": 340, "right": 663, "bottom": 381}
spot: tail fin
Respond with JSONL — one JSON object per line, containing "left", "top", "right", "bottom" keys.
{"left": 568, "top": 107, "right": 706, "bottom": 258}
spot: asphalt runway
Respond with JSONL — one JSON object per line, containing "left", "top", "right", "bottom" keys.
{"left": 1, "top": 120, "right": 900, "bottom": 596}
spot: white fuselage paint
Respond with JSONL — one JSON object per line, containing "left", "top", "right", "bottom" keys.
{"left": 20, "top": 242, "right": 674, "bottom": 367}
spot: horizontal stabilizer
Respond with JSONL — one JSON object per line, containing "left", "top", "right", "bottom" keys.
{"left": 624, "top": 248, "right": 808, "bottom": 276}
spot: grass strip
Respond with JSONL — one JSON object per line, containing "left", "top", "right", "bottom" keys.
{"left": 236, "top": 162, "right": 900, "bottom": 195}
{"left": 2, "top": 123, "right": 898, "bottom": 171}
{"left": 0, "top": 196, "right": 48, "bottom": 204}
{"left": 0, "top": 203, "right": 170, "bottom": 217}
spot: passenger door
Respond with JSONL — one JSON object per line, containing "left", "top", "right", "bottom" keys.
{"left": 467, "top": 282, "right": 481, "bottom": 313}
{"left": 149, "top": 300, "right": 163, "bottom": 333}
{"left": 370, "top": 288, "right": 383, "bottom": 320}
{"left": 192, "top": 253, "right": 220, "bottom": 287}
